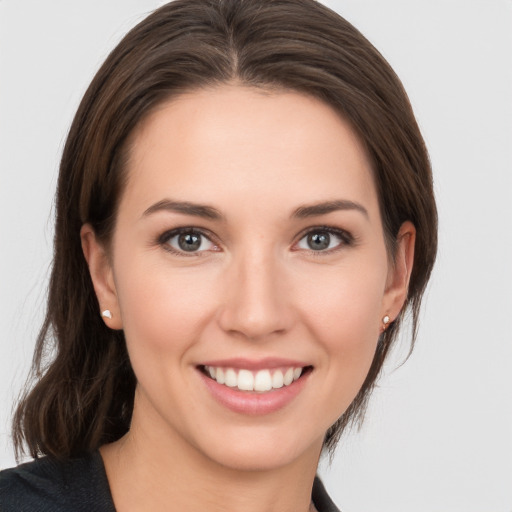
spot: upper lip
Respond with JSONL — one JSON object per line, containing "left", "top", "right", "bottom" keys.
{"left": 198, "top": 357, "right": 310, "bottom": 371}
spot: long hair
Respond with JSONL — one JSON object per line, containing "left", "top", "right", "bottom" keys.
{"left": 13, "top": 0, "right": 437, "bottom": 459}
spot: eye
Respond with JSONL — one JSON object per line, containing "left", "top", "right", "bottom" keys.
{"left": 161, "top": 229, "right": 218, "bottom": 254}
{"left": 295, "top": 228, "right": 351, "bottom": 252}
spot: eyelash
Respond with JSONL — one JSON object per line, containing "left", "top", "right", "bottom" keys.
{"left": 157, "top": 227, "right": 220, "bottom": 257}
{"left": 293, "top": 226, "right": 355, "bottom": 254}
{"left": 157, "top": 225, "right": 355, "bottom": 256}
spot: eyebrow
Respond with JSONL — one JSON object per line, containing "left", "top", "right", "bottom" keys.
{"left": 142, "top": 199, "right": 223, "bottom": 220}
{"left": 142, "top": 198, "right": 368, "bottom": 221}
{"left": 292, "top": 200, "right": 369, "bottom": 219}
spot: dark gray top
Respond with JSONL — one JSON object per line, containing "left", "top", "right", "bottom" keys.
{"left": 0, "top": 451, "right": 340, "bottom": 511}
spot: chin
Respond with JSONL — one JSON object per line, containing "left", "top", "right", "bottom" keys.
{"left": 191, "top": 426, "right": 325, "bottom": 473}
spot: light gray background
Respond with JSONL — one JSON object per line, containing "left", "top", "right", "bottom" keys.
{"left": 1, "top": 1, "right": 511, "bottom": 511}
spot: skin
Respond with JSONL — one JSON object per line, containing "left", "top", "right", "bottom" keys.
{"left": 81, "top": 85, "right": 415, "bottom": 512}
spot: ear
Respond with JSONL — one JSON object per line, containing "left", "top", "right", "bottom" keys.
{"left": 381, "top": 221, "right": 416, "bottom": 323}
{"left": 80, "top": 224, "right": 123, "bottom": 330}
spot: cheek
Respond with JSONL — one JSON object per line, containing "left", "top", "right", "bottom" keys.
{"left": 294, "top": 254, "right": 387, "bottom": 406}
{"left": 297, "top": 269, "right": 385, "bottom": 425}
{"left": 299, "top": 260, "right": 386, "bottom": 344}
{"left": 112, "top": 254, "right": 217, "bottom": 358}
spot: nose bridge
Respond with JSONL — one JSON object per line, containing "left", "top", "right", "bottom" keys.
{"left": 218, "top": 243, "right": 291, "bottom": 339}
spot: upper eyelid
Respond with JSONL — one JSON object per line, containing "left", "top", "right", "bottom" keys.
{"left": 294, "top": 225, "right": 353, "bottom": 242}
{"left": 158, "top": 226, "right": 218, "bottom": 244}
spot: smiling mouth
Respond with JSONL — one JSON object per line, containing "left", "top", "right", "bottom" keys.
{"left": 199, "top": 365, "right": 313, "bottom": 392}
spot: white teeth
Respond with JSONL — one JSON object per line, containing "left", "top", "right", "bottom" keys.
{"left": 205, "top": 365, "right": 306, "bottom": 392}
{"left": 225, "top": 368, "right": 237, "bottom": 387}
{"left": 254, "top": 370, "right": 272, "bottom": 392}
{"left": 216, "top": 367, "right": 225, "bottom": 385}
{"left": 272, "top": 370, "right": 284, "bottom": 389}
{"left": 283, "top": 368, "right": 294, "bottom": 386}
{"left": 237, "top": 369, "right": 254, "bottom": 391}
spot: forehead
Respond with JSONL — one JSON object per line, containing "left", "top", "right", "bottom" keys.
{"left": 120, "top": 85, "right": 379, "bottom": 220}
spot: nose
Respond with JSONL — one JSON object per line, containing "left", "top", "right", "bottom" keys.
{"left": 217, "top": 248, "right": 293, "bottom": 341}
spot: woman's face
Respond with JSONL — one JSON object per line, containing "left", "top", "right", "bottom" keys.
{"left": 84, "top": 85, "right": 412, "bottom": 472}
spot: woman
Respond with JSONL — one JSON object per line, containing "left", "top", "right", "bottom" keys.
{"left": 0, "top": 0, "right": 437, "bottom": 510}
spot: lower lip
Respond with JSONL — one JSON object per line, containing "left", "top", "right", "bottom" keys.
{"left": 199, "top": 370, "right": 310, "bottom": 415}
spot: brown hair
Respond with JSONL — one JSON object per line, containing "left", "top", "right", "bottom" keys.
{"left": 13, "top": 0, "right": 437, "bottom": 460}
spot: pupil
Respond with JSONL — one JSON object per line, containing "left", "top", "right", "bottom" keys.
{"left": 178, "top": 233, "right": 201, "bottom": 251}
{"left": 308, "top": 232, "right": 330, "bottom": 250}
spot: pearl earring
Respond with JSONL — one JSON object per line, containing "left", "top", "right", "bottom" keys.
{"left": 382, "top": 315, "right": 390, "bottom": 326}
{"left": 101, "top": 310, "right": 112, "bottom": 319}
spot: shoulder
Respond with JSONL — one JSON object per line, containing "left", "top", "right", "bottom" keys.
{"left": 0, "top": 451, "right": 115, "bottom": 512}
{"left": 313, "top": 477, "right": 342, "bottom": 512}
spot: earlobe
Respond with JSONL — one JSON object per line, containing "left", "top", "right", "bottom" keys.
{"left": 382, "top": 221, "right": 416, "bottom": 322}
{"left": 80, "top": 224, "right": 123, "bottom": 329}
